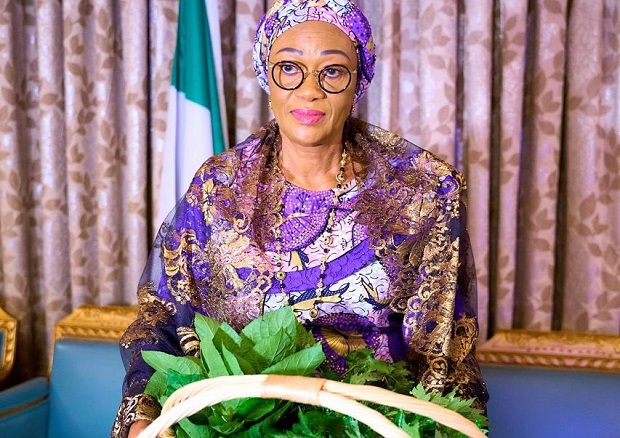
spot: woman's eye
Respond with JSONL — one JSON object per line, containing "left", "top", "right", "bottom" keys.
{"left": 280, "top": 63, "right": 300, "bottom": 75}
{"left": 323, "top": 67, "right": 345, "bottom": 79}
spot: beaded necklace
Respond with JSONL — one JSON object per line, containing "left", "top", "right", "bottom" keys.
{"left": 272, "top": 147, "right": 349, "bottom": 315}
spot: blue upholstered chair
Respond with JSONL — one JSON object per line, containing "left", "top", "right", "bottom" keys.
{"left": 0, "top": 305, "right": 136, "bottom": 438}
{"left": 478, "top": 330, "right": 620, "bottom": 438}
{"left": 2, "top": 307, "right": 619, "bottom": 438}
{"left": 0, "top": 305, "right": 17, "bottom": 382}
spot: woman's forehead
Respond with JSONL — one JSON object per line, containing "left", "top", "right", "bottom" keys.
{"left": 271, "top": 21, "right": 356, "bottom": 56}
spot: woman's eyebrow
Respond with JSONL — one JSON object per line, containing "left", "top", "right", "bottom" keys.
{"left": 274, "top": 47, "right": 352, "bottom": 60}
{"left": 320, "top": 49, "right": 351, "bottom": 60}
{"left": 274, "top": 47, "right": 303, "bottom": 55}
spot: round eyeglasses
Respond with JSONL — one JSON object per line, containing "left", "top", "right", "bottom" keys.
{"left": 269, "top": 61, "right": 357, "bottom": 94}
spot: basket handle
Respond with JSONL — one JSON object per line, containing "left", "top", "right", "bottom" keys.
{"left": 138, "top": 374, "right": 486, "bottom": 438}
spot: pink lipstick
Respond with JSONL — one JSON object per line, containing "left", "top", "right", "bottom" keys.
{"left": 291, "top": 109, "right": 325, "bottom": 126}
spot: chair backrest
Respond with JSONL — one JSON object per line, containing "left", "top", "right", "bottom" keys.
{"left": 482, "top": 364, "right": 620, "bottom": 438}
{"left": 478, "top": 330, "right": 620, "bottom": 438}
{"left": 0, "top": 305, "right": 17, "bottom": 381}
{"left": 0, "top": 376, "right": 49, "bottom": 437}
{"left": 47, "top": 339, "right": 126, "bottom": 438}
{"left": 47, "top": 305, "right": 137, "bottom": 438}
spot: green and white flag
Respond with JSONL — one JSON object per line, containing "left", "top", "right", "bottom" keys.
{"left": 158, "top": 0, "right": 227, "bottom": 224}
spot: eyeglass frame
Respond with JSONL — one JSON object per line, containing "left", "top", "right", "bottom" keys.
{"left": 268, "top": 60, "right": 358, "bottom": 94}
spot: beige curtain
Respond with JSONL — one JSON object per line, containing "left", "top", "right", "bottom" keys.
{"left": 358, "top": 0, "right": 620, "bottom": 337}
{"left": 1, "top": 0, "right": 618, "bottom": 383}
{"left": 360, "top": 0, "right": 620, "bottom": 336}
{"left": 0, "top": 0, "right": 178, "bottom": 380}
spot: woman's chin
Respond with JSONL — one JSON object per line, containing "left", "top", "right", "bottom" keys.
{"left": 279, "top": 117, "right": 344, "bottom": 148}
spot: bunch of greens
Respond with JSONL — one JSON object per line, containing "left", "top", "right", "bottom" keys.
{"left": 292, "top": 348, "right": 489, "bottom": 437}
{"left": 142, "top": 307, "right": 488, "bottom": 437}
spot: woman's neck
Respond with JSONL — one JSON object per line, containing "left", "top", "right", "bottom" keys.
{"left": 278, "top": 140, "right": 350, "bottom": 191}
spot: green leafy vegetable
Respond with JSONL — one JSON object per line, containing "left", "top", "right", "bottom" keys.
{"left": 142, "top": 307, "right": 488, "bottom": 437}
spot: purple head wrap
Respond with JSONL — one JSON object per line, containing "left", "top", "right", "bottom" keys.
{"left": 253, "top": 0, "right": 376, "bottom": 104}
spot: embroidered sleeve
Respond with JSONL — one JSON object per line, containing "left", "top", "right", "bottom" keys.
{"left": 402, "top": 167, "right": 488, "bottom": 408}
{"left": 111, "top": 393, "right": 161, "bottom": 438}
{"left": 111, "top": 171, "right": 213, "bottom": 437}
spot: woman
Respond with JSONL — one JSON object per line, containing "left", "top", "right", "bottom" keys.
{"left": 114, "top": 1, "right": 488, "bottom": 436}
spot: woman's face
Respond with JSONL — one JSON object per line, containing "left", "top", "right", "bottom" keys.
{"left": 268, "top": 21, "right": 358, "bottom": 149}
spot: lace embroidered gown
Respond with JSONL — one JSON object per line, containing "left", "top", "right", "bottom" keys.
{"left": 262, "top": 178, "right": 395, "bottom": 374}
{"left": 112, "top": 119, "right": 488, "bottom": 436}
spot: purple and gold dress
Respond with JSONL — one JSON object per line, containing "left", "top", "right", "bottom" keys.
{"left": 112, "top": 118, "right": 488, "bottom": 436}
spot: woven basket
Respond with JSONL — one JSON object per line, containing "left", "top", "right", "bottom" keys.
{"left": 137, "top": 374, "right": 486, "bottom": 438}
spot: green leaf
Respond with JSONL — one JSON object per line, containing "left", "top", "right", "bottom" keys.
{"left": 141, "top": 350, "right": 179, "bottom": 373}
{"left": 261, "top": 343, "right": 326, "bottom": 376}
{"left": 238, "top": 420, "right": 288, "bottom": 438}
{"left": 236, "top": 344, "right": 270, "bottom": 372}
{"left": 406, "top": 383, "right": 489, "bottom": 436}
{"left": 167, "top": 370, "right": 204, "bottom": 393}
{"left": 253, "top": 330, "right": 296, "bottom": 365}
{"left": 397, "top": 410, "right": 421, "bottom": 437}
{"left": 410, "top": 383, "right": 432, "bottom": 401}
{"left": 238, "top": 400, "right": 294, "bottom": 436}
{"left": 220, "top": 343, "right": 245, "bottom": 375}
{"left": 142, "top": 350, "right": 205, "bottom": 377}
{"left": 343, "top": 349, "right": 412, "bottom": 394}
{"left": 233, "top": 349, "right": 257, "bottom": 375}
{"left": 194, "top": 313, "right": 235, "bottom": 344}
{"left": 409, "top": 383, "right": 489, "bottom": 430}
{"left": 236, "top": 423, "right": 269, "bottom": 438}
{"left": 291, "top": 321, "right": 317, "bottom": 350}
{"left": 210, "top": 416, "right": 245, "bottom": 435}
{"left": 174, "top": 425, "right": 192, "bottom": 438}
{"left": 144, "top": 369, "right": 168, "bottom": 398}
{"left": 238, "top": 307, "right": 318, "bottom": 372}
{"left": 200, "top": 334, "right": 230, "bottom": 378}
{"left": 259, "top": 400, "right": 294, "bottom": 428}
{"left": 177, "top": 417, "right": 215, "bottom": 438}
{"left": 214, "top": 318, "right": 244, "bottom": 345}
{"left": 291, "top": 408, "right": 365, "bottom": 437}
{"left": 195, "top": 312, "right": 249, "bottom": 360}
{"left": 241, "top": 307, "right": 298, "bottom": 344}
{"left": 236, "top": 397, "right": 277, "bottom": 421}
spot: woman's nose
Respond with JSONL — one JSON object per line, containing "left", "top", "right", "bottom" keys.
{"left": 295, "top": 71, "right": 325, "bottom": 99}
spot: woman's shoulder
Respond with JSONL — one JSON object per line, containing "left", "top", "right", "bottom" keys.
{"left": 351, "top": 119, "right": 465, "bottom": 194}
{"left": 190, "top": 129, "right": 266, "bottom": 185}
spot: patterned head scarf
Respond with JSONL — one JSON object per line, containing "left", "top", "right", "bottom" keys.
{"left": 253, "top": 0, "right": 376, "bottom": 104}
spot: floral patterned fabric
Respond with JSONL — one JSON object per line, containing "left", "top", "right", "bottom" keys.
{"left": 112, "top": 118, "right": 488, "bottom": 436}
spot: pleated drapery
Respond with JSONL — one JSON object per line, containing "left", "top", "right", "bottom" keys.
{"left": 0, "top": 0, "right": 177, "bottom": 380}
{"left": 0, "top": 0, "right": 618, "bottom": 382}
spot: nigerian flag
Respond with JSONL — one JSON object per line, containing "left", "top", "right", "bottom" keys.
{"left": 158, "top": 0, "right": 227, "bottom": 223}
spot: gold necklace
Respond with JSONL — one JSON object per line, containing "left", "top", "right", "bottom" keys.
{"left": 273, "top": 148, "right": 348, "bottom": 316}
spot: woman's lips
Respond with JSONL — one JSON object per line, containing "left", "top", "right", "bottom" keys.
{"left": 291, "top": 109, "right": 325, "bottom": 125}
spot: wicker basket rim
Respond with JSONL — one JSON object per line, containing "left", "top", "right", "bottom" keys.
{"left": 138, "top": 374, "right": 486, "bottom": 438}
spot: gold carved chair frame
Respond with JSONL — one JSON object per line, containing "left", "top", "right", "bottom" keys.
{"left": 0, "top": 306, "right": 17, "bottom": 380}
{"left": 9, "top": 303, "right": 620, "bottom": 379}
{"left": 477, "top": 330, "right": 620, "bottom": 373}
{"left": 54, "top": 306, "right": 620, "bottom": 374}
